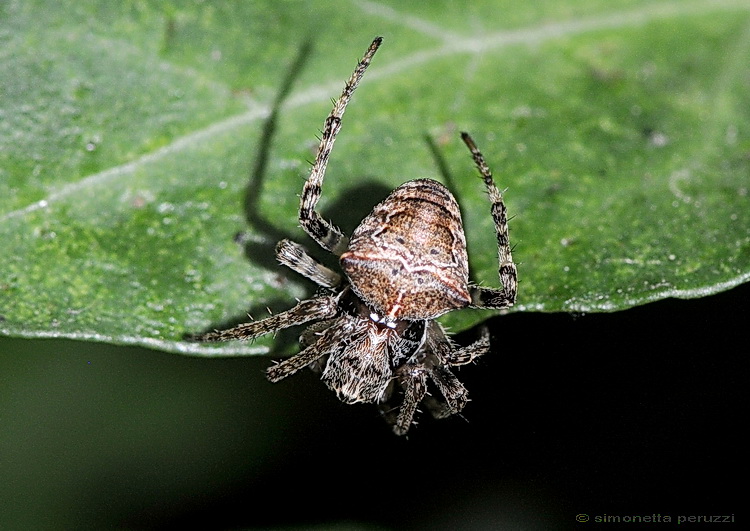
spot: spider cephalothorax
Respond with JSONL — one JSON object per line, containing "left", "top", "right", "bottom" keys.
{"left": 195, "top": 37, "right": 517, "bottom": 435}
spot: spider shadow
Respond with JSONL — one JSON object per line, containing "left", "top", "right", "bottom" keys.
{"left": 190, "top": 39, "right": 313, "bottom": 350}
{"left": 240, "top": 38, "right": 312, "bottom": 273}
{"left": 198, "top": 38, "right": 392, "bottom": 352}
{"left": 241, "top": 37, "right": 392, "bottom": 271}
{"left": 424, "top": 132, "right": 459, "bottom": 200}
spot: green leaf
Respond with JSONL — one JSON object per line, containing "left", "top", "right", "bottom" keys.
{"left": 2, "top": 0, "right": 749, "bottom": 355}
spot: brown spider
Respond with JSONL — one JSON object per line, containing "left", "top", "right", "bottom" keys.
{"left": 195, "top": 37, "right": 517, "bottom": 435}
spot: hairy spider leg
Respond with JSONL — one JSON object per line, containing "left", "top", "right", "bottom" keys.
{"left": 275, "top": 239, "right": 342, "bottom": 288}
{"left": 194, "top": 296, "right": 338, "bottom": 342}
{"left": 426, "top": 322, "right": 489, "bottom": 414}
{"left": 266, "top": 324, "right": 342, "bottom": 382}
{"left": 461, "top": 132, "right": 518, "bottom": 310}
{"left": 393, "top": 365, "right": 428, "bottom": 436}
{"left": 425, "top": 332, "right": 492, "bottom": 419}
{"left": 390, "top": 323, "right": 491, "bottom": 434}
{"left": 299, "top": 37, "right": 382, "bottom": 256}
{"left": 426, "top": 366, "right": 470, "bottom": 419}
{"left": 441, "top": 325, "right": 491, "bottom": 366}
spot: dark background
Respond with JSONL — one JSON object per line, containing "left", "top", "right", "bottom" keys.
{"left": 1, "top": 281, "right": 745, "bottom": 529}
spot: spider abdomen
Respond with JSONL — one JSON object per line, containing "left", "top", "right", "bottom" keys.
{"left": 340, "top": 179, "right": 471, "bottom": 321}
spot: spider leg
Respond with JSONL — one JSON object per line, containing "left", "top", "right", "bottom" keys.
{"left": 193, "top": 296, "right": 338, "bottom": 342}
{"left": 427, "top": 366, "right": 470, "bottom": 418}
{"left": 299, "top": 37, "right": 382, "bottom": 256}
{"left": 276, "top": 239, "right": 341, "bottom": 288}
{"left": 424, "top": 321, "right": 489, "bottom": 367}
{"left": 461, "top": 132, "right": 518, "bottom": 310}
{"left": 266, "top": 327, "right": 337, "bottom": 382}
{"left": 421, "top": 322, "right": 487, "bottom": 418}
{"left": 393, "top": 364, "right": 428, "bottom": 436}
{"left": 442, "top": 326, "right": 490, "bottom": 366}
{"left": 299, "top": 318, "right": 335, "bottom": 349}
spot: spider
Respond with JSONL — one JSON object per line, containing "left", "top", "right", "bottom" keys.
{"left": 195, "top": 37, "right": 517, "bottom": 435}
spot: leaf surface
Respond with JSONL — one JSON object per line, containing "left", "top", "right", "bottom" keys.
{"left": 2, "top": 0, "right": 749, "bottom": 354}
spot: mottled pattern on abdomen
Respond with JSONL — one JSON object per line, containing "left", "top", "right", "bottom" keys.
{"left": 340, "top": 179, "right": 470, "bottom": 320}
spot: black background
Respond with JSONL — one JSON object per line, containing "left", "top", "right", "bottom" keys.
{"left": 3, "top": 281, "right": 743, "bottom": 529}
